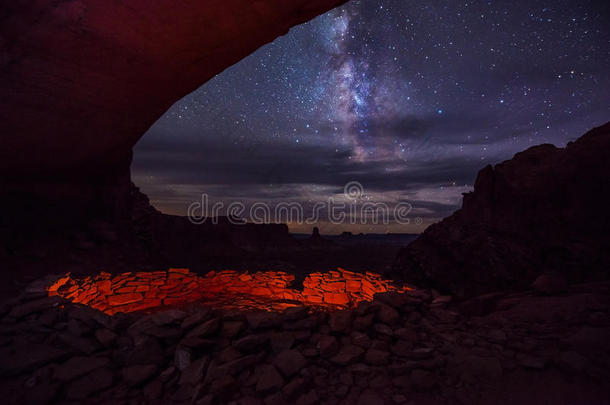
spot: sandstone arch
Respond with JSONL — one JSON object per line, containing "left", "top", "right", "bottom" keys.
{"left": 0, "top": 0, "right": 346, "bottom": 190}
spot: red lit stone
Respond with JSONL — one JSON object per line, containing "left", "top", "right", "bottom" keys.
{"left": 324, "top": 292, "right": 351, "bottom": 306}
{"left": 306, "top": 295, "right": 324, "bottom": 304}
{"left": 108, "top": 293, "right": 143, "bottom": 306}
{"left": 115, "top": 287, "right": 136, "bottom": 294}
{"left": 325, "top": 282, "right": 346, "bottom": 292}
{"left": 47, "top": 268, "right": 412, "bottom": 314}
{"left": 169, "top": 268, "right": 190, "bottom": 274}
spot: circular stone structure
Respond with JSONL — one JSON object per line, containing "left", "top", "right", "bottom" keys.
{"left": 48, "top": 268, "right": 412, "bottom": 314}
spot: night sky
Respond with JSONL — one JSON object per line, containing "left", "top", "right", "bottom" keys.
{"left": 132, "top": 0, "right": 609, "bottom": 234}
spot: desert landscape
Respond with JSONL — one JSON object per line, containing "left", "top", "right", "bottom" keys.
{"left": 1, "top": 1, "right": 609, "bottom": 404}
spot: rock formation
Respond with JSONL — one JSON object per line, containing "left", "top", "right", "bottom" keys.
{"left": 393, "top": 122, "right": 610, "bottom": 299}
{"left": 0, "top": 0, "right": 347, "bottom": 289}
{"left": 1, "top": 0, "right": 346, "bottom": 182}
{"left": 47, "top": 268, "right": 408, "bottom": 314}
{"left": 1, "top": 275, "right": 608, "bottom": 404}
{"left": 0, "top": 0, "right": 347, "bottom": 228}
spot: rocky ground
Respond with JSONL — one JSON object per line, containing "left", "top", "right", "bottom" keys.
{"left": 0, "top": 276, "right": 608, "bottom": 405}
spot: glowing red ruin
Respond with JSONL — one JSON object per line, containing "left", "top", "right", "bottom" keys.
{"left": 47, "top": 268, "right": 412, "bottom": 314}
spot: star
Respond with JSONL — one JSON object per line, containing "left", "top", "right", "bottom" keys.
{"left": 133, "top": 0, "right": 610, "bottom": 233}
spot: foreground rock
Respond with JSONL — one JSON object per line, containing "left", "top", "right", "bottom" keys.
{"left": 394, "top": 122, "right": 610, "bottom": 299}
{"left": 0, "top": 280, "right": 609, "bottom": 404}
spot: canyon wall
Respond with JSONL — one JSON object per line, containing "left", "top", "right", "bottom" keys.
{"left": 0, "top": 0, "right": 348, "bottom": 227}
{"left": 1, "top": 0, "right": 346, "bottom": 182}
{"left": 393, "top": 122, "right": 610, "bottom": 298}
{"left": 0, "top": 0, "right": 346, "bottom": 288}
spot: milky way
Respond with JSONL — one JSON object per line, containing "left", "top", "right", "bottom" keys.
{"left": 133, "top": 0, "right": 610, "bottom": 234}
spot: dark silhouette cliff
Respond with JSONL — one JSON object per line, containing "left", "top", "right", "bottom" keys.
{"left": 393, "top": 122, "right": 610, "bottom": 299}
{"left": 1, "top": 0, "right": 346, "bottom": 181}
{"left": 0, "top": 0, "right": 347, "bottom": 228}
{"left": 0, "top": 0, "right": 347, "bottom": 290}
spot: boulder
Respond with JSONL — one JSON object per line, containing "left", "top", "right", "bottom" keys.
{"left": 53, "top": 356, "right": 110, "bottom": 381}
{"left": 317, "top": 335, "right": 339, "bottom": 357}
{"left": 94, "top": 328, "right": 118, "bottom": 346}
{"left": 409, "top": 369, "right": 436, "bottom": 391}
{"left": 376, "top": 304, "right": 400, "bottom": 325}
{"left": 331, "top": 345, "right": 365, "bottom": 365}
{"left": 181, "top": 309, "right": 211, "bottom": 330}
{"left": 151, "top": 309, "right": 188, "bottom": 326}
{"left": 295, "top": 389, "right": 319, "bottom": 405}
{"left": 234, "top": 334, "right": 269, "bottom": 352}
{"left": 186, "top": 318, "right": 220, "bottom": 338}
{"left": 220, "top": 320, "right": 245, "bottom": 338}
{"left": 356, "top": 389, "right": 386, "bottom": 405}
{"left": 0, "top": 343, "right": 72, "bottom": 376}
{"left": 255, "top": 365, "right": 284, "bottom": 393}
{"left": 246, "top": 311, "right": 279, "bottom": 330}
{"left": 179, "top": 357, "right": 210, "bottom": 386}
{"left": 8, "top": 297, "right": 63, "bottom": 319}
{"left": 65, "top": 367, "right": 114, "bottom": 399}
{"left": 270, "top": 331, "right": 295, "bottom": 352}
{"left": 273, "top": 350, "right": 307, "bottom": 377}
{"left": 351, "top": 332, "right": 372, "bottom": 348}
{"left": 531, "top": 274, "right": 569, "bottom": 294}
{"left": 174, "top": 346, "right": 192, "bottom": 371}
{"left": 364, "top": 349, "right": 390, "bottom": 366}
{"left": 125, "top": 338, "right": 165, "bottom": 366}
{"left": 329, "top": 310, "right": 353, "bottom": 333}
{"left": 122, "top": 364, "right": 158, "bottom": 386}
{"left": 282, "top": 377, "right": 307, "bottom": 399}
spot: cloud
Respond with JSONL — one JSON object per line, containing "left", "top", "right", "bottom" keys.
{"left": 132, "top": 117, "right": 489, "bottom": 228}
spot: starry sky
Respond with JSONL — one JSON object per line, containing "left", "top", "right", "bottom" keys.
{"left": 132, "top": 0, "right": 610, "bottom": 234}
